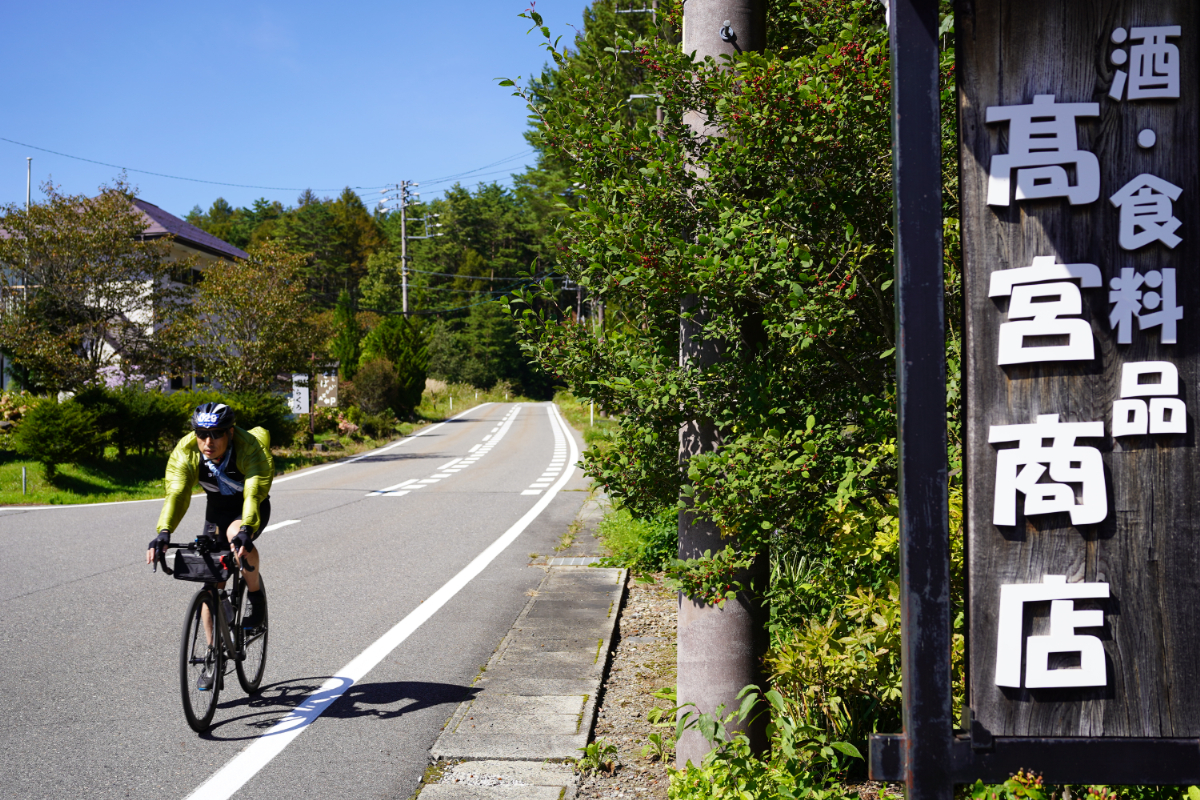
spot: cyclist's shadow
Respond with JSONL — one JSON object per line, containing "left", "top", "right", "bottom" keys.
{"left": 203, "top": 677, "right": 479, "bottom": 740}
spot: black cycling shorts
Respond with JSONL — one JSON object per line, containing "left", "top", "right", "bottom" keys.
{"left": 203, "top": 496, "right": 271, "bottom": 542}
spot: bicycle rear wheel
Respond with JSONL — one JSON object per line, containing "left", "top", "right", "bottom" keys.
{"left": 235, "top": 578, "right": 268, "bottom": 694}
{"left": 180, "top": 588, "right": 222, "bottom": 732}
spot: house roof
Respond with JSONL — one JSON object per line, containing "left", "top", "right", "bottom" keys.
{"left": 132, "top": 198, "right": 249, "bottom": 261}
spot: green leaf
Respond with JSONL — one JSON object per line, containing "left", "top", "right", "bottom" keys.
{"left": 831, "top": 741, "right": 863, "bottom": 759}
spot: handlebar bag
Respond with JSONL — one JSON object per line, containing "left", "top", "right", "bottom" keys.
{"left": 172, "top": 549, "right": 234, "bottom": 582}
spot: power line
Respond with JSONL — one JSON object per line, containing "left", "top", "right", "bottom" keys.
{"left": 418, "top": 166, "right": 536, "bottom": 189}
{"left": 0, "top": 135, "right": 385, "bottom": 193}
{"left": 3, "top": 135, "right": 539, "bottom": 201}
{"left": 415, "top": 150, "right": 534, "bottom": 186}
{"left": 408, "top": 267, "right": 528, "bottom": 281}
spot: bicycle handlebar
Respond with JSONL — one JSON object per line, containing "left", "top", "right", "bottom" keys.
{"left": 151, "top": 540, "right": 254, "bottom": 574}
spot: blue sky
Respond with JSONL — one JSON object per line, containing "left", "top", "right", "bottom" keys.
{"left": 0, "top": 0, "right": 592, "bottom": 218}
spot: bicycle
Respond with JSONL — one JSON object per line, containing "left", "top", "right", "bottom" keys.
{"left": 154, "top": 532, "right": 269, "bottom": 733}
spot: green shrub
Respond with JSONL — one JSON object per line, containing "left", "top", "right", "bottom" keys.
{"left": 163, "top": 390, "right": 297, "bottom": 447}
{"left": 355, "top": 358, "right": 399, "bottom": 415}
{"left": 359, "top": 316, "right": 427, "bottom": 415}
{"left": 12, "top": 397, "right": 104, "bottom": 479}
{"left": 597, "top": 506, "right": 678, "bottom": 574}
{"left": 358, "top": 409, "right": 398, "bottom": 439}
{"left": 74, "top": 385, "right": 184, "bottom": 456}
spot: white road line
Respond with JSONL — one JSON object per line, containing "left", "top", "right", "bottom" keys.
{"left": 262, "top": 519, "right": 301, "bottom": 532}
{"left": 521, "top": 489, "right": 542, "bottom": 496}
{"left": 384, "top": 490, "right": 410, "bottom": 497}
{"left": 185, "top": 402, "right": 579, "bottom": 800}
{"left": 438, "top": 458, "right": 462, "bottom": 470}
{"left": 468, "top": 444, "right": 481, "bottom": 453}
{"left": 272, "top": 403, "right": 492, "bottom": 486}
{"left": 366, "top": 479, "right": 419, "bottom": 497}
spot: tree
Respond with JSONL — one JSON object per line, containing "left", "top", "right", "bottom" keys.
{"left": 0, "top": 179, "right": 193, "bottom": 391}
{"left": 273, "top": 188, "right": 383, "bottom": 302}
{"left": 374, "top": 183, "right": 550, "bottom": 313}
{"left": 175, "top": 241, "right": 326, "bottom": 393}
{"left": 328, "top": 289, "right": 362, "bottom": 380}
{"left": 504, "top": 0, "right": 961, "bottom": 779}
{"left": 186, "top": 197, "right": 284, "bottom": 250}
{"left": 359, "top": 316, "right": 429, "bottom": 414}
{"left": 426, "top": 301, "right": 553, "bottom": 397}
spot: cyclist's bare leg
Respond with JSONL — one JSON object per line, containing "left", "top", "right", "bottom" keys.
{"left": 200, "top": 602, "right": 215, "bottom": 645}
{"left": 224, "top": 519, "right": 261, "bottom": 592}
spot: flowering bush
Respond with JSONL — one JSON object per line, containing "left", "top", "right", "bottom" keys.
{"left": 0, "top": 391, "right": 31, "bottom": 425}
{"left": 311, "top": 407, "right": 340, "bottom": 434}
{"left": 337, "top": 420, "right": 360, "bottom": 437}
{"left": 94, "top": 365, "right": 167, "bottom": 391}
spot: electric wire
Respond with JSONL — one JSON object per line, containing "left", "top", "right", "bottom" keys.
{"left": 0, "top": 136, "right": 535, "bottom": 199}
{"left": 0, "top": 136, "right": 387, "bottom": 194}
{"left": 415, "top": 150, "right": 534, "bottom": 186}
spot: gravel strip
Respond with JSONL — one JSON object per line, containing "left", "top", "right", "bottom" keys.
{"left": 575, "top": 573, "right": 677, "bottom": 799}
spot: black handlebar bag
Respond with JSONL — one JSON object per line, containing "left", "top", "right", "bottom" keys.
{"left": 172, "top": 549, "right": 234, "bottom": 582}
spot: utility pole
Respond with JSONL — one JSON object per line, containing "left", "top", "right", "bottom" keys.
{"left": 676, "top": 0, "right": 767, "bottom": 770}
{"left": 23, "top": 157, "right": 30, "bottom": 305}
{"left": 380, "top": 182, "right": 441, "bottom": 317}
{"left": 400, "top": 182, "right": 410, "bottom": 316}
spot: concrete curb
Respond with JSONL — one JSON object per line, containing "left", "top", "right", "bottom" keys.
{"left": 425, "top": 564, "right": 626, "bottom": 798}
{"left": 432, "top": 566, "right": 626, "bottom": 762}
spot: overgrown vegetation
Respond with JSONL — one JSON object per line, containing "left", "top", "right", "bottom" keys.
{"left": 508, "top": 0, "right": 958, "bottom": 796}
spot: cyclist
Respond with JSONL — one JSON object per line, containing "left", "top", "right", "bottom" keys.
{"left": 146, "top": 402, "right": 274, "bottom": 643}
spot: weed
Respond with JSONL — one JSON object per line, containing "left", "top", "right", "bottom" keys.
{"left": 575, "top": 739, "right": 619, "bottom": 777}
{"left": 639, "top": 731, "right": 673, "bottom": 763}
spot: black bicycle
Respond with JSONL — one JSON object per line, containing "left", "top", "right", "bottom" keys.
{"left": 154, "top": 534, "right": 269, "bottom": 732}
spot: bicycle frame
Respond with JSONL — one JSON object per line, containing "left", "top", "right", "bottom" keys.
{"left": 159, "top": 536, "right": 253, "bottom": 663}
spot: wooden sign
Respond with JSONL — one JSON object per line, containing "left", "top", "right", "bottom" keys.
{"left": 960, "top": 2, "right": 1199, "bottom": 737}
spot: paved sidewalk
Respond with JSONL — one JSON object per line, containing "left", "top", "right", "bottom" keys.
{"left": 422, "top": 493, "right": 623, "bottom": 799}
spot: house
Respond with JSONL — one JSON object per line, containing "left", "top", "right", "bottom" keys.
{"left": 0, "top": 197, "right": 249, "bottom": 390}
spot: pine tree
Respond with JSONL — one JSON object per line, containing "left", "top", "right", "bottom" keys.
{"left": 329, "top": 289, "right": 362, "bottom": 380}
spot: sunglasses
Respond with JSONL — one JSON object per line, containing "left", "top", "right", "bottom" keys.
{"left": 195, "top": 429, "right": 229, "bottom": 441}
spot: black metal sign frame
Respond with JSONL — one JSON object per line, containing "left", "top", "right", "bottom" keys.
{"left": 869, "top": 0, "right": 1200, "bottom": 795}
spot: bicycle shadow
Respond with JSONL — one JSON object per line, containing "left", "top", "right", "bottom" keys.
{"left": 202, "top": 676, "right": 478, "bottom": 741}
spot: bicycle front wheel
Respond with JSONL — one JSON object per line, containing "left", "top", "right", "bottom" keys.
{"left": 235, "top": 578, "right": 268, "bottom": 694}
{"left": 180, "top": 588, "right": 222, "bottom": 732}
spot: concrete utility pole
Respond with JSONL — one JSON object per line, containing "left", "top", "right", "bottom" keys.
{"left": 677, "top": 0, "right": 767, "bottom": 770}
{"left": 23, "top": 157, "right": 30, "bottom": 305}
{"left": 400, "top": 181, "right": 410, "bottom": 316}
{"left": 380, "top": 182, "right": 441, "bottom": 317}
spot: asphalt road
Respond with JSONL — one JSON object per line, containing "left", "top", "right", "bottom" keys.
{"left": 0, "top": 402, "right": 590, "bottom": 799}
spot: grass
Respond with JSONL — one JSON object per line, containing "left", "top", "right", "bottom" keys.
{"left": 0, "top": 448, "right": 164, "bottom": 505}
{"left": 0, "top": 381, "right": 540, "bottom": 507}
{"left": 596, "top": 506, "right": 678, "bottom": 575}
{"left": 417, "top": 381, "right": 532, "bottom": 421}
{"left": 554, "top": 390, "right": 618, "bottom": 451}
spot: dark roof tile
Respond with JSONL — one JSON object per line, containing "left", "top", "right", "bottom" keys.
{"left": 131, "top": 198, "right": 249, "bottom": 261}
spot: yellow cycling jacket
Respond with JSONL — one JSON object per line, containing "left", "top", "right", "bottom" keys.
{"left": 155, "top": 426, "right": 274, "bottom": 533}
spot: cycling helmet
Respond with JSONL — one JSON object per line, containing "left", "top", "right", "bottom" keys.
{"left": 191, "top": 402, "right": 236, "bottom": 432}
